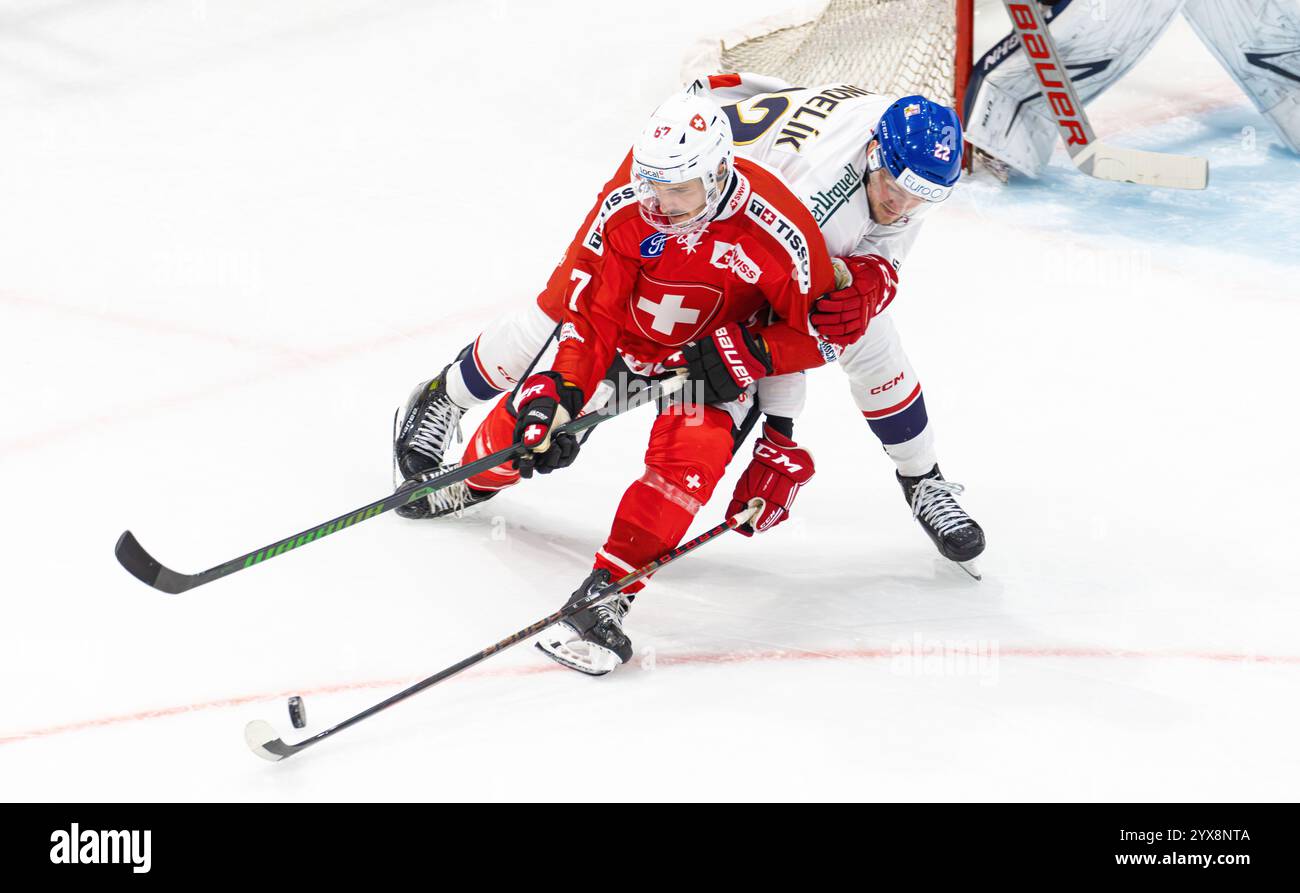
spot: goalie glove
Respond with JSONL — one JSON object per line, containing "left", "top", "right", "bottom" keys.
{"left": 512, "top": 372, "right": 586, "bottom": 479}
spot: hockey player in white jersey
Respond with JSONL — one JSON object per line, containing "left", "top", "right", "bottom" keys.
{"left": 682, "top": 75, "right": 983, "bottom": 570}
{"left": 393, "top": 75, "right": 985, "bottom": 571}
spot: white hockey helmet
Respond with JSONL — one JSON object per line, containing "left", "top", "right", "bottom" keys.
{"left": 631, "top": 93, "right": 734, "bottom": 235}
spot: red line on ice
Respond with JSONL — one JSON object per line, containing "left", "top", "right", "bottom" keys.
{"left": 2, "top": 645, "right": 1296, "bottom": 746}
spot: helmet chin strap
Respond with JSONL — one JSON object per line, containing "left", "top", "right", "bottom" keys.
{"left": 707, "top": 168, "right": 739, "bottom": 219}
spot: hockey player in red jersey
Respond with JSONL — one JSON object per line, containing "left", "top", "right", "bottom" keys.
{"left": 419, "top": 92, "right": 863, "bottom": 674}
{"left": 393, "top": 78, "right": 984, "bottom": 581}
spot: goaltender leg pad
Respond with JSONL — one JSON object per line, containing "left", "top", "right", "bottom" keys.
{"left": 964, "top": 0, "right": 1185, "bottom": 176}
{"left": 1183, "top": 0, "right": 1300, "bottom": 154}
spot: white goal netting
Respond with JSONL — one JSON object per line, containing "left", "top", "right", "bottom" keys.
{"left": 683, "top": 0, "right": 967, "bottom": 106}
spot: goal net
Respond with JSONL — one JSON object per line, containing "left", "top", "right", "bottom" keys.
{"left": 682, "top": 0, "right": 975, "bottom": 114}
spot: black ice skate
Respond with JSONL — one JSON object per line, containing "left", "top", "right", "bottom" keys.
{"left": 535, "top": 569, "right": 634, "bottom": 676}
{"left": 394, "top": 471, "right": 497, "bottom": 520}
{"left": 393, "top": 361, "right": 475, "bottom": 520}
{"left": 898, "top": 464, "right": 985, "bottom": 580}
{"left": 393, "top": 363, "right": 465, "bottom": 488}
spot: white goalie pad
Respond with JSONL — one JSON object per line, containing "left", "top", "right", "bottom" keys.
{"left": 964, "top": 0, "right": 1185, "bottom": 177}
{"left": 1183, "top": 0, "right": 1300, "bottom": 153}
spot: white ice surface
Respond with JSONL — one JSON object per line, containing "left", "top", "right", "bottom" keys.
{"left": 1, "top": 1, "right": 1297, "bottom": 801}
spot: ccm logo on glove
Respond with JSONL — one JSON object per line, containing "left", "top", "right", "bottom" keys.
{"left": 754, "top": 441, "right": 807, "bottom": 474}
{"left": 727, "top": 425, "right": 815, "bottom": 536}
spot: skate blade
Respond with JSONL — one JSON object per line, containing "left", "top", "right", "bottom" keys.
{"left": 954, "top": 559, "right": 982, "bottom": 581}
{"left": 534, "top": 638, "right": 619, "bottom": 677}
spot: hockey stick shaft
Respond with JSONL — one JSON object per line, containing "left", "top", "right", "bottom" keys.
{"left": 116, "top": 378, "right": 678, "bottom": 594}
{"left": 245, "top": 508, "right": 756, "bottom": 761}
{"left": 1001, "top": 1, "right": 1208, "bottom": 189}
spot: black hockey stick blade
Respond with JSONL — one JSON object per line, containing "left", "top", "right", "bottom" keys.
{"left": 115, "top": 530, "right": 200, "bottom": 594}
{"left": 244, "top": 720, "right": 303, "bottom": 762}
{"left": 244, "top": 503, "right": 753, "bottom": 763}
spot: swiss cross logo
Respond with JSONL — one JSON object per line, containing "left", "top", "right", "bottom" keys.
{"left": 637, "top": 294, "right": 699, "bottom": 334}
{"left": 690, "top": 114, "right": 707, "bottom": 131}
{"left": 684, "top": 473, "right": 702, "bottom": 491}
{"left": 523, "top": 424, "right": 545, "bottom": 444}
{"left": 628, "top": 273, "right": 722, "bottom": 346}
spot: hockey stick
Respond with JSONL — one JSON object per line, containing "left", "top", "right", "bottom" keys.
{"left": 1002, "top": 1, "right": 1209, "bottom": 190}
{"left": 115, "top": 377, "right": 680, "bottom": 594}
{"left": 245, "top": 506, "right": 758, "bottom": 762}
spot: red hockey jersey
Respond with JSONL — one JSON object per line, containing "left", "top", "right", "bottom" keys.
{"left": 536, "top": 154, "right": 836, "bottom": 400}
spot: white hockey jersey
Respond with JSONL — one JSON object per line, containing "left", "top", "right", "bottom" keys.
{"left": 691, "top": 73, "right": 928, "bottom": 271}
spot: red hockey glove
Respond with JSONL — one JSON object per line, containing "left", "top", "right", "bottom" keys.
{"left": 512, "top": 372, "right": 586, "bottom": 478}
{"left": 810, "top": 254, "right": 898, "bottom": 346}
{"left": 664, "top": 322, "right": 772, "bottom": 405}
{"left": 726, "top": 425, "right": 815, "bottom": 536}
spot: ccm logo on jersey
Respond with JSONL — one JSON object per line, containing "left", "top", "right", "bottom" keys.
{"left": 754, "top": 442, "right": 804, "bottom": 473}
{"left": 715, "top": 328, "right": 756, "bottom": 388}
{"left": 870, "top": 371, "right": 906, "bottom": 395}
{"left": 583, "top": 185, "right": 637, "bottom": 255}
{"left": 709, "top": 241, "right": 762, "bottom": 283}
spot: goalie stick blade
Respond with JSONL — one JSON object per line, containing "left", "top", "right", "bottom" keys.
{"left": 1076, "top": 143, "right": 1208, "bottom": 190}
{"left": 244, "top": 720, "right": 299, "bottom": 762}
{"left": 115, "top": 530, "right": 198, "bottom": 594}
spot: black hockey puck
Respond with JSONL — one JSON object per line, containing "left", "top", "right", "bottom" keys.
{"left": 287, "top": 695, "right": 307, "bottom": 729}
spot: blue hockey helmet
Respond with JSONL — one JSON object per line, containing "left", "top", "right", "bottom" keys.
{"left": 869, "top": 95, "right": 963, "bottom": 204}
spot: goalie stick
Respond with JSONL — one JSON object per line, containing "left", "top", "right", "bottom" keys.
{"left": 245, "top": 505, "right": 759, "bottom": 762}
{"left": 1002, "top": 0, "right": 1209, "bottom": 190}
{"left": 115, "top": 376, "right": 681, "bottom": 595}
